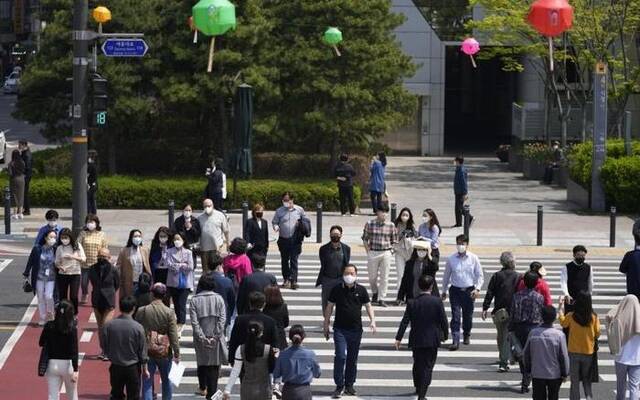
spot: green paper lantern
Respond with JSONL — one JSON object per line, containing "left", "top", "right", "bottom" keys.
{"left": 323, "top": 27, "right": 343, "bottom": 56}
{"left": 191, "top": 0, "right": 237, "bottom": 73}
{"left": 192, "top": 0, "right": 236, "bottom": 36}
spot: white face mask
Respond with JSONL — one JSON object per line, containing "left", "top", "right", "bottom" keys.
{"left": 183, "top": 211, "right": 192, "bottom": 219}
{"left": 457, "top": 244, "right": 467, "bottom": 254}
{"left": 204, "top": 206, "right": 213, "bottom": 215}
{"left": 159, "top": 236, "right": 168, "bottom": 244}
{"left": 422, "top": 216, "right": 430, "bottom": 223}
{"left": 174, "top": 240, "right": 184, "bottom": 248}
{"left": 400, "top": 215, "right": 409, "bottom": 223}
{"left": 61, "top": 238, "right": 71, "bottom": 246}
{"left": 283, "top": 201, "right": 290, "bottom": 208}
{"left": 343, "top": 275, "right": 356, "bottom": 285}
{"left": 86, "top": 222, "right": 96, "bottom": 231}
{"left": 417, "top": 250, "right": 428, "bottom": 259}
{"left": 47, "top": 220, "right": 57, "bottom": 228}
{"left": 46, "top": 237, "right": 57, "bottom": 246}
{"left": 132, "top": 237, "right": 143, "bottom": 246}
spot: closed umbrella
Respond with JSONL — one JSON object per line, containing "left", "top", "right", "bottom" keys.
{"left": 232, "top": 83, "right": 253, "bottom": 204}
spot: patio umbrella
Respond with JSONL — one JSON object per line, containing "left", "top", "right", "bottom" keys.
{"left": 232, "top": 83, "right": 253, "bottom": 203}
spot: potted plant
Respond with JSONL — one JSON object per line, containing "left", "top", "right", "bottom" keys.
{"left": 522, "top": 142, "right": 553, "bottom": 180}
{"left": 496, "top": 145, "right": 510, "bottom": 162}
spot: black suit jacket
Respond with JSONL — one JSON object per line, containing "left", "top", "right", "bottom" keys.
{"left": 396, "top": 292, "right": 448, "bottom": 348}
{"left": 228, "top": 310, "right": 278, "bottom": 365}
{"left": 236, "top": 270, "right": 278, "bottom": 315}
{"left": 316, "top": 242, "right": 351, "bottom": 287}
{"left": 243, "top": 218, "right": 269, "bottom": 254}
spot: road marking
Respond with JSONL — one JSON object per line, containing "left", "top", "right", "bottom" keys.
{"left": 80, "top": 331, "right": 93, "bottom": 343}
{"left": 0, "top": 259, "right": 13, "bottom": 273}
{"left": 0, "top": 296, "right": 37, "bottom": 370}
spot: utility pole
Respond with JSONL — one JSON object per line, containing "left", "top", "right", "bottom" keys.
{"left": 72, "top": 0, "right": 89, "bottom": 233}
{"left": 591, "top": 62, "right": 607, "bottom": 212}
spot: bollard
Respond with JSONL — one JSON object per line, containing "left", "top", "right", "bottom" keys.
{"left": 168, "top": 200, "right": 175, "bottom": 230}
{"left": 610, "top": 206, "right": 617, "bottom": 248}
{"left": 390, "top": 203, "right": 398, "bottom": 222}
{"left": 463, "top": 205, "right": 470, "bottom": 239}
{"left": 537, "top": 205, "right": 543, "bottom": 246}
{"left": 4, "top": 187, "right": 10, "bottom": 235}
{"left": 316, "top": 201, "right": 323, "bottom": 244}
{"left": 242, "top": 201, "right": 249, "bottom": 237}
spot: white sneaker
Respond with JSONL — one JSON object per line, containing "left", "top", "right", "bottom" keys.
{"left": 18, "top": 214, "right": 23, "bottom": 219}
{"left": 37, "top": 320, "right": 46, "bottom": 327}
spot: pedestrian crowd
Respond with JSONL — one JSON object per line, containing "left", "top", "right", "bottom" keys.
{"left": 17, "top": 154, "right": 640, "bottom": 400}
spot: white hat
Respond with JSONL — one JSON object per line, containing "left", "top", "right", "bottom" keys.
{"left": 412, "top": 240, "right": 431, "bottom": 250}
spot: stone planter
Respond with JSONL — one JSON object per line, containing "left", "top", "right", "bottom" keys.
{"left": 567, "top": 178, "right": 590, "bottom": 209}
{"left": 553, "top": 166, "right": 569, "bottom": 188}
{"left": 508, "top": 147, "right": 522, "bottom": 172}
{"left": 522, "top": 159, "right": 545, "bottom": 180}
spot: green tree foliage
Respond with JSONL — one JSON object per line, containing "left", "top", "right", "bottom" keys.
{"left": 14, "top": 0, "right": 415, "bottom": 174}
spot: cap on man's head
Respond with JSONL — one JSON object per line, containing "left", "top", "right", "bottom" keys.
{"left": 151, "top": 282, "right": 167, "bottom": 297}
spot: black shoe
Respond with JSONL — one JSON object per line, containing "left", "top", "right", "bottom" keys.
{"left": 469, "top": 216, "right": 475, "bottom": 227}
{"left": 372, "top": 293, "right": 378, "bottom": 303}
{"left": 451, "top": 224, "right": 462, "bottom": 228}
{"left": 520, "top": 384, "right": 529, "bottom": 394}
{"left": 377, "top": 300, "right": 388, "bottom": 308}
{"left": 463, "top": 335, "right": 470, "bottom": 345}
{"left": 331, "top": 387, "right": 344, "bottom": 398}
{"left": 22, "top": 211, "right": 30, "bottom": 216}
{"left": 344, "top": 386, "right": 357, "bottom": 396}
{"left": 291, "top": 282, "right": 299, "bottom": 290}
{"left": 449, "top": 343, "right": 459, "bottom": 351}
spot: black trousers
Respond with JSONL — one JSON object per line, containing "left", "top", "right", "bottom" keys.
{"left": 88, "top": 185, "right": 97, "bottom": 215}
{"left": 23, "top": 175, "right": 31, "bottom": 213}
{"left": 197, "top": 365, "right": 220, "bottom": 399}
{"left": 370, "top": 191, "right": 382, "bottom": 213}
{"left": 109, "top": 363, "right": 141, "bottom": 400}
{"left": 168, "top": 287, "right": 190, "bottom": 324}
{"left": 277, "top": 237, "right": 301, "bottom": 283}
{"left": 338, "top": 186, "right": 356, "bottom": 215}
{"left": 56, "top": 274, "right": 80, "bottom": 315}
{"left": 454, "top": 194, "right": 466, "bottom": 226}
{"left": 532, "top": 378, "right": 562, "bottom": 400}
{"left": 213, "top": 192, "right": 224, "bottom": 211}
{"left": 412, "top": 347, "right": 438, "bottom": 398}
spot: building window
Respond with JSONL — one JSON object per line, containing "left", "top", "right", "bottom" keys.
{"left": 0, "top": 1, "right": 10, "bottom": 19}
{"left": 413, "top": 0, "right": 471, "bottom": 41}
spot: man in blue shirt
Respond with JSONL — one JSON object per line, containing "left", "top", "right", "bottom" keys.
{"left": 35, "top": 209, "right": 62, "bottom": 245}
{"left": 452, "top": 156, "right": 474, "bottom": 228}
{"left": 272, "top": 191, "right": 306, "bottom": 290}
{"left": 442, "top": 234, "right": 484, "bottom": 350}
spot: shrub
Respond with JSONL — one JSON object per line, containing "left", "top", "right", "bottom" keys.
{"left": 0, "top": 175, "right": 361, "bottom": 211}
{"left": 568, "top": 139, "right": 640, "bottom": 188}
{"left": 31, "top": 146, "right": 72, "bottom": 176}
{"left": 521, "top": 142, "right": 555, "bottom": 163}
{"left": 601, "top": 157, "right": 640, "bottom": 212}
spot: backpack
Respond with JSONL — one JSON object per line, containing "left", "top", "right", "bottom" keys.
{"left": 142, "top": 307, "right": 170, "bottom": 359}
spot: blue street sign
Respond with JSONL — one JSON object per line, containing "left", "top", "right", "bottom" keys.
{"left": 101, "top": 38, "right": 149, "bottom": 57}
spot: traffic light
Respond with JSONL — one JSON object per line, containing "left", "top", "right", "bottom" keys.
{"left": 91, "top": 73, "right": 108, "bottom": 126}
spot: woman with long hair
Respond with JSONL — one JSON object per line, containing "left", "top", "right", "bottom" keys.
{"left": 274, "top": 325, "right": 321, "bottom": 400}
{"left": 397, "top": 241, "right": 438, "bottom": 304}
{"left": 607, "top": 294, "right": 640, "bottom": 400}
{"left": 55, "top": 228, "right": 86, "bottom": 315}
{"left": 39, "top": 300, "right": 79, "bottom": 400}
{"left": 23, "top": 228, "right": 58, "bottom": 326}
{"left": 149, "top": 226, "right": 173, "bottom": 285}
{"left": 244, "top": 203, "right": 269, "bottom": 269}
{"left": 78, "top": 214, "right": 108, "bottom": 303}
{"left": 116, "top": 229, "right": 151, "bottom": 299}
{"left": 167, "top": 231, "right": 194, "bottom": 333}
{"left": 223, "top": 321, "right": 274, "bottom": 399}
{"left": 393, "top": 207, "right": 417, "bottom": 298}
{"left": 559, "top": 291, "right": 600, "bottom": 400}
{"left": 263, "top": 285, "right": 290, "bottom": 350}
{"left": 8, "top": 149, "right": 25, "bottom": 219}
{"left": 417, "top": 208, "right": 442, "bottom": 265}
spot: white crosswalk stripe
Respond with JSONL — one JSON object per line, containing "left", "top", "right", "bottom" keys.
{"left": 171, "top": 254, "right": 622, "bottom": 399}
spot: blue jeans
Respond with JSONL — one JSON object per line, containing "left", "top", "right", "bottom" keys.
{"left": 333, "top": 328, "right": 363, "bottom": 388}
{"left": 143, "top": 357, "right": 172, "bottom": 400}
{"left": 449, "top": 286, "right": 475, "bottom": 343}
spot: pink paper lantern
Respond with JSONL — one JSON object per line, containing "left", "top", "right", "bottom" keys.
{"left": 461, "top": 38, "right": 480, "bottom": 68}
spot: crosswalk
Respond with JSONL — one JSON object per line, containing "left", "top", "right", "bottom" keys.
{"left": 174, "top": 253, "right": 623, "bottom": 399}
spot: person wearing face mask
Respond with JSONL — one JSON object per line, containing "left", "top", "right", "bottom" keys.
{"left": 324, "top": 264, "right": 376, "bottom": 398}
{"left": 167, "top": 232, "right": 195, "bottom": 332}
{"left": 23, "top": 229, "right": 59, "bottom": 326}
{"left": 198, "top": 199, "right": 230, "bottom": 274}
{"left": 394, "top": 208, "right": 417, "bottom": 296}
{"left": 150, "top": 227, "right": 173, "bottom": 287}
{"left": 397, "top": 241, "right": 438, "bottom": 304}
{"left": 87, "top": 150, "right": 98, "bottom": 214}
{"left": 55, "top": 228, "right": 86, "bottom": 315}
{"left": 244, "top": 203, "right": 269, "bottom": 269}
{"left": 362, "top": 206, "right": 398, "bottom": 307}
{"left": 205, "top": 158, "right": 226, "bottom": 211}
{"left": 417, "top": 209, "right": 442, "bottom": 266}
{"left": 452, "top": 156, "right": 474, "bottom": 228}
{"left": 78, "top": 214, "right": 108, "bottom": 304}
{"left": 334, "top": 153, "right": 357, "bottom": 216}
{"left": 561, "top": 245, "right": 594, "bottom": 315}
{"left": 89, "top": 248, "right": 119, "bottom": 360}
{"left": 272, "top": 192, "right": 307, "bottom": 289}
{"left": 116, "top": 229, "right": 151, "bottom": 299}
{"left": 442, "top": 234, "right": 484, "bottom": 350}
{"left": 173, "top": 204, "right": 201, "bottom": 268}
{"left": 317, "top": 226, "right": 351, "bottom": 314}
{"left": 543, "top": 141, "right": 564, "bottom": 185}
{"left": 35, "top": 209, "right": 63, "bottom": 245}
{"left": 368, "top": 154, "right": 386, "bottom": 214}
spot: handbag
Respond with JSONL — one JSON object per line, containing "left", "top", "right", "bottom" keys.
{"left": 38, "top": 344, "right": 49, "bottom": 376}
{"left": 178, "top": 271, "right": 187, "bottom": 289}
{"left": 23, "top": 278, "right": 33, "bottom": 293}
{"left": 590, "top": 342, "right": 600, "bottom": 383}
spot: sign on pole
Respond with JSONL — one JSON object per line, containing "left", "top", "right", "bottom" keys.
{"left": 101, "top": 38, "right": 149, "bottom": 57}
{"left": 591, "top": 62, "right": 607, "bottom": 212}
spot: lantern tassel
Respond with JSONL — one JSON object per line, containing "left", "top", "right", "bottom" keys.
{"left": 332, "top": 45, "right": 341, "bottom": 57}
{"left": 193, "top": 30, "right": 198, "bottom": 44}
{"left": 470, "top": 54, "right": 477, "bottom": 68}
{"left": 207, "top": 37, "right": 215, "bottom": 73}
{"left": 548, "top": 37, "right": 554, "bottom": 72}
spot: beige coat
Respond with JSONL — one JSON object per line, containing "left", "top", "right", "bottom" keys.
{"left": 116, "top": 246, "right": 150, "bottom": 299}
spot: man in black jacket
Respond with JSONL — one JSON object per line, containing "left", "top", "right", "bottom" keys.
{"left": 228, "top": 291, "right": 278, "bottom": 365}
{"left": 236, "top": 254, "right": 277, "bottom": 315}
{"left": 334, "top": 153, "right": 356, "bottom": 216}
{"left": 316, "top": 225, "right": 351, "bottom": 313}
{"left": 620, "top": 219, "right": 640, "bottom": 299}
{"left": 19, "top": 140, "right": 32, "bottom": 215}
{"left": 87, "top": 150, "right": 98, "bottom": 215}
{"left": 395, "top": 275, "right": 448, "bottom": 400}
{"left": 205, "top": 158, "right": 225, "bottom": 210}
{"left": 481, "top": 251, "right": 520, "bottom": 372}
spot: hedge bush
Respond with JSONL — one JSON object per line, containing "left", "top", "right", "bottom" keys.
{"left": 568, "top": 139, "right": 640, "bottom": 188}
{"left": 0, "top": 175, "right": 361, "bottom": 211}
{"left": 601, "top": 157, "right": 640, "bottom": 212}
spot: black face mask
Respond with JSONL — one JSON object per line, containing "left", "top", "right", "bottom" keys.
{"left": 574, "top": 257, "right": 585, "bottom": 264}
{"left": 330, "top": 236, "right": 341, "bottom": 243}
{"left": 255, "top": 212, "right": 263, "bottom": 218}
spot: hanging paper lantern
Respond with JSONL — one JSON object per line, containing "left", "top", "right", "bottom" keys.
{"left": 192, "top": 0, "right": 237, "bottom": 73}
{"left": 323, "top": 27, "right": 343, "bottom": 57}
{"left": 188, "top": 16, "right": 198, "bottom": 44}
{"left": 461, "top": 37, "right": 480, "bottom": 68}
{"left": 527, "top": 0, "right": 573, "bottom": 71}
{"left": 92, "top": 6, "right": 111, "bottom": 34}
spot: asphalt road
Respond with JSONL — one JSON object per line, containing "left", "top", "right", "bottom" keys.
{"left": 0, "top": 254, "right": 31, "bottom": 352}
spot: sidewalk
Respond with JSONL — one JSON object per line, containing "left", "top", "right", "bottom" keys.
{"left": 2, "top": 157, "right": 637, "bottom": 256}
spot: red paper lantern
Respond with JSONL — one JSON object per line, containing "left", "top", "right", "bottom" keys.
{"left": 527, "top": 0, "right": 573, "bottom": 71}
